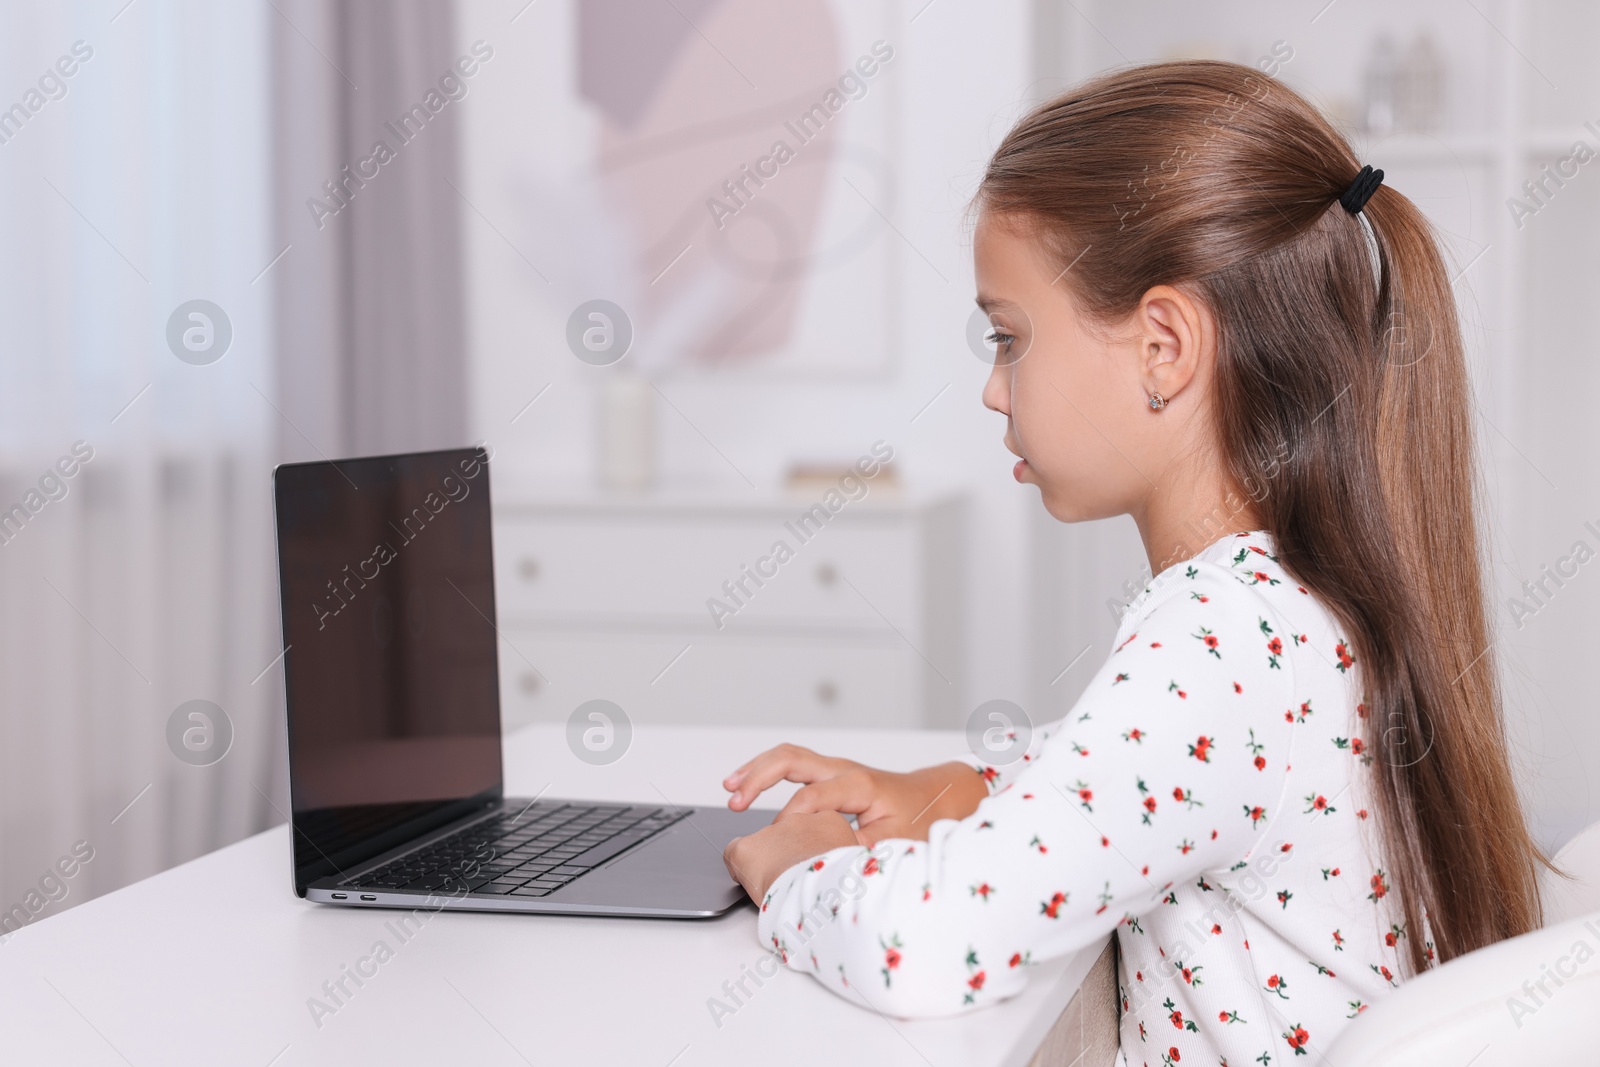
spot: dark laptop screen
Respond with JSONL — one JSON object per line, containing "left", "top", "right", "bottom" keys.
{"left": 273, "top": 447, "right": 502, "bottom": 893}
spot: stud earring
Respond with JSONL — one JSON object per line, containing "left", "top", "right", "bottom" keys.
{"left": 1148, "top": 392, "right": 1166, "bottom": 411}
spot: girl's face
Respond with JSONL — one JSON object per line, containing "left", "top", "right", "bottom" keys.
{"left": 974, "top": 211, "right": 1214, "bottom": 524}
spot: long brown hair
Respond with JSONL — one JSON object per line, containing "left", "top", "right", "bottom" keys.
{"left": 977, "top": 60, "right": 1550, "bottom": 973}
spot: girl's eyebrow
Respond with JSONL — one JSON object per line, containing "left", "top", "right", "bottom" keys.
{"left": 975, "top": 294, "right": 1022, "bottom": 313}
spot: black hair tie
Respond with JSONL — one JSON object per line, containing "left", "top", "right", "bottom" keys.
{"left": 1340, "top": 164, "right": 1383, "bottom": 214}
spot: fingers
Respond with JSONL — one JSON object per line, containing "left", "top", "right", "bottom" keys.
{"left": 724, "top": 743, "right": 849, "bottom": 811}
{"left": 777, "top": 771, "right": 876, "bottom": 820}
{"left": 721, "top": 815, "right": 861, "bottom": 904}
{"left": 724, "top": 742, "right": 819, "bottom": 787}
{"left": 721, "top": 835, "right": 756, "bottom": 901}
{"left": 723, "top": 742, "right": 817, "bottom": 792}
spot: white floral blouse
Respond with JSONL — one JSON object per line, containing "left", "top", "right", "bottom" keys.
{"left": 755, "top": 529, "right": 1426, "bottom": 1066}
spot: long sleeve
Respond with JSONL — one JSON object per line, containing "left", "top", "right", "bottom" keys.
{"left": 754, "top": 559, "right": 1302, "bottom": 1018}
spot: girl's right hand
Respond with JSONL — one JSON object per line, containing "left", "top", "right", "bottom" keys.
{"left": 722, "top": 743, "right": 989, "bottom": 845}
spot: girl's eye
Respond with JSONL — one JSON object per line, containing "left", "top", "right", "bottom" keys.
{"left": 984, "top": 327, "right": 1014, "bottom": 349}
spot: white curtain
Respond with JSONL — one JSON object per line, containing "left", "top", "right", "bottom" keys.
{"left": 270, "top": 0, "right": 469, "bottom": 457}
{"left": 0, "top": 2, "right": 280, "bottom": 919}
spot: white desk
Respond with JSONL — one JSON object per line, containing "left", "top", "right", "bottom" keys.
{"left": 0, "top": 725, "right": 1099, "bottom": 1067}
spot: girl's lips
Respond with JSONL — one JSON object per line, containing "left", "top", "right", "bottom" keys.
{"left": 1013, "top": 458, "right": 1028, "bottom": 482}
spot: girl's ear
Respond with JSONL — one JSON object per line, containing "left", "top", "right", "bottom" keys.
{"left": 1138, "top": 285, "right": 1208, "bottom": 400}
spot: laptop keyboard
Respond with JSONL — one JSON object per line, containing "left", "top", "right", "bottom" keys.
{"left": 339, "top": 802, "right": 689, "bottom": 898}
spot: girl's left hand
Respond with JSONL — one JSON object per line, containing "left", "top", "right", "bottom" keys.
{"left": 723, "top": 810, "right": 863, "bottom": 904}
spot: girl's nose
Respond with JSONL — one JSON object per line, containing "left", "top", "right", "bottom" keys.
{"left": 982, "top": 362, "right": 1011, "bottom": 416}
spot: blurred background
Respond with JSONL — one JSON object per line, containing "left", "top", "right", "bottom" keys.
{"left": 2, "top": 0, "right": 1597, "bottom": 923}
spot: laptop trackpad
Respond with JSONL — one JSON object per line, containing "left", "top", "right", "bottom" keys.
{"left": 559, "top": 806, "right": 774, "bottom": 913}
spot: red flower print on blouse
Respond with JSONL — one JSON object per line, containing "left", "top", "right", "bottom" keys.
{"left": 878, "top": 934, "right": 902, "bottom": 987}
{"left": 1243, "top": 804, "right": 1267, "bottom": 828}
{"left": 1244, "top": 727, "right": 1267, "bottom": 769}
{"left": 1284, "top": 1024, "right": 1310, "bottom": 1055}
{"left": 961, "top": 947, "right": 986, "bottom": 1005}
{"left": 1368, "top": 869, "right": 1389, "bottom": 901}
{"left": 1188, "top": 736, "right": 1213, "bottom": 762}
{"left": 1334, "top": 641, "right": 1355, "bottom": 671}
{"left": 1163, "top": 997, "right": 1199, "bottom": 1032}
{"left": 1040, "top": 891, "right": 1067, "bottom": 919}
{"left": 970, "top": 882, "right": 996, "bottom": 902}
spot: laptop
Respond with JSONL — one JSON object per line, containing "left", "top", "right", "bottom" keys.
{"left": 271, "top": 446, "right": 773, "bottom": 917}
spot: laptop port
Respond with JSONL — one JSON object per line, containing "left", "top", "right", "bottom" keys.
{"left": 360, "top": 894, "right": 377, "bottom": 901}
{"left": 331, "top": 892, "right": 347, "bottom": 900}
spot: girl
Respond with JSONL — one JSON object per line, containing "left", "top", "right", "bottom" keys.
{"left": 720, "top": 60, "right": 1549, "bottom": 1065}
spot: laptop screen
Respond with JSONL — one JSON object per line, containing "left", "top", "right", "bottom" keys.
{"left": 273, "top": 447, "right": 503, "bottom": 893}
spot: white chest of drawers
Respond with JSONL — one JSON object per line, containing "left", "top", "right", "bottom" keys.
{"left": 489, "top": 488, "right": 965, "bottom": 732}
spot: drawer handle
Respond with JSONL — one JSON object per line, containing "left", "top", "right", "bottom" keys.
{"left": 518, "top": 557, "right": 540, "bottom": 582}
{"left": 519, "top": 671, "right": 542, "bottom": 695}
{"left": 815, "top": 681, "right": 838, "bottom": 705}
{"left": 815, "top": 563, "right": 838, "bottom": 587}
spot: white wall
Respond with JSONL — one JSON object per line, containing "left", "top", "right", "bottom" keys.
{"left": 454, "top": 0, "right": 1050, "bottom": 722}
